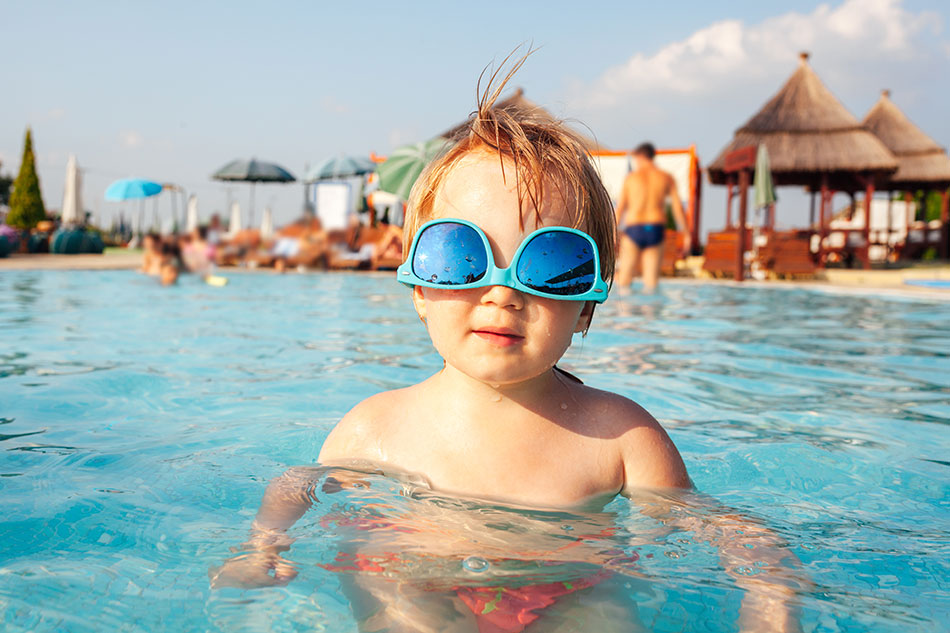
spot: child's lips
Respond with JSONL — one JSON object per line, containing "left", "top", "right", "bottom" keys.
{"left": 472, "top": 328, "right": 525, "bottom": 347}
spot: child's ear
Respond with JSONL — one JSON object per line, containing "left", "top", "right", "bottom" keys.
{"left": 411, "top": 286, "right": 427, "bottom": 324}
{"left": 573, "top": 302, "right": 595, "bottom": 334}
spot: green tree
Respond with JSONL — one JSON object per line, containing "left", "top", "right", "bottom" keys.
{"left": 919, "top": 190, "right": 947, "bottom": 223}
{"left": 7, "top": 128, "right": 46, "bottom": 229}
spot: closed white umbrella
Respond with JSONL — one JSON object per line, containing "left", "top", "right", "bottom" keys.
{"left": 260, "top": 207, "right": 274, "bottom": 240}
{"left": 228, "top": 201, "right": 243, "bottom": 237}
{"left": 61, "top": 155, "right": 83, "bottom": 225}
{"left": 186, "top": 195, "right": 199, "bottom": 232}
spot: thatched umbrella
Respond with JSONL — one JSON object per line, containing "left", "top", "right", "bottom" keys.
{"left": 707, "top": 53, "right": 898, "bottom": 270}
{"left": 862, "top": 90, "right": 950, "bottom": 257}
{"left": 863, "top": 90, "right": 950, "bottom": 190}
{"left": 708, "top": 53, "right": 896, "bottom": 190}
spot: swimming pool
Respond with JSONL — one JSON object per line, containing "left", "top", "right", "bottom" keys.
{"left": 1, "top": 270, "right": 947, "bottom": 632}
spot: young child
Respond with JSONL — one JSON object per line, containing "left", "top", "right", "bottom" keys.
{"left": 211, "top": 61, "right": 807, "bottom": 633}
{"left": 318, "top": 122, "right": 690, "bottom": 507}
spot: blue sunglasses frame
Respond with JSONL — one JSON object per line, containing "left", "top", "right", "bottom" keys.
{"left": 397, "top": 218, "right": 609, "bottom": 303}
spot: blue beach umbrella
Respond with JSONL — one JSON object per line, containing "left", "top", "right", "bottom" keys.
{"left": 105, "top": 178, "right": 164, "bottom": 237}
{"left": 304, "top": 155, "right": 375, "bottom": 182}
{"left": 104, "top": 178, "right": 163, "bottom": 201}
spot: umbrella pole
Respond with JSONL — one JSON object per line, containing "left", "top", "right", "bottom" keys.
{"left": 249, "top": 184, "right": 255, "bottom": 229}
{"left": 138, "top": 200, "right": 145, "bottom": 237}
{"left": 181, "top": 190, "right": 188, "bottom": 233}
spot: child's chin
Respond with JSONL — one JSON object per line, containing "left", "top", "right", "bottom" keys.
{"left": 463, "top": 363, "right": 547, "bottom": 386}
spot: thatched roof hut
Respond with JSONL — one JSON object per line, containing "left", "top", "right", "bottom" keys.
{"left": 708, "top": 53, "right": 896, "bottom": 190}
{"left": 440, "top": 88, "right": 607, "bottom": 152}
{"left": 862, "top": 90, "right": 950, "bottom": 190}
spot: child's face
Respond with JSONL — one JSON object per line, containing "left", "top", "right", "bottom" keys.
{"left": 412, "top": 152, "right": 592, "bottom": 385}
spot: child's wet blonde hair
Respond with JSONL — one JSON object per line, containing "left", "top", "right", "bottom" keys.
{"left": 403, "top": 52, "right": 615, "bottom": 286}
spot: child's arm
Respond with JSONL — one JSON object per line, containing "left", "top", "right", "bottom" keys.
{"left": 613, "top": 399, "right": 804, "bottom": 631}
{"left": 630, "top": 491, "right": 807, "bottom": 633}
{"left": 208, "top": 467, "right": 317, "bottom": 589}
{"left": 614, "top": 397, "right": 691, "bottom": 490}
{"left": 209, "top": 407, "right": 377, "bottom": 589}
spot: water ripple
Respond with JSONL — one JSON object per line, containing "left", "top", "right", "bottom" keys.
{"left": 0, "top": 272, "right": 947, "bottom": 632}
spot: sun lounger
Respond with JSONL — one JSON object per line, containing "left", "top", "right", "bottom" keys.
{"left": 755, "top": 230, "right": 815, "bottom": 278}
{"left": 702, "top": 229, "right": 750, "bottom": 278}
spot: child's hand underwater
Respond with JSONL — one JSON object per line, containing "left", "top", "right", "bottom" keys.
{"left": 208, "top": 547, "right": 298, "bottom": 589}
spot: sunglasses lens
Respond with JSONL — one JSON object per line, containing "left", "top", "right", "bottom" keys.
{"left": 517, "top": 231, "right": 596, "bottom": 296}
{"left": 412, "top": 222, "right": 488, "bottom": 285}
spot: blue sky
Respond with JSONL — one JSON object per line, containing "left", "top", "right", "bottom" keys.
{"left": 2, "top": 0, "right": 948, "bottom": 231}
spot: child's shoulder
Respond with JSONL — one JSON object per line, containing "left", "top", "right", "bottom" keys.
{"left": 317, "top": 385, "right": 420, "bottom": 463}
{"left": 570, "top": 383, "right": 690, "bottom": 489}
{"left": 568, "top": 381, "right": 658, "bottom": 432}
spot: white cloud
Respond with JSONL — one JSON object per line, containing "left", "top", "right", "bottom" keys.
{"left": 574, "top": 0, "right": 937, "bottom": 109}
{"left": 119, "top": 130, "right": 144, "bottom": 148}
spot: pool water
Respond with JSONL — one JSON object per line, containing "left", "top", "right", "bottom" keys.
{"left": 1, "top": 271, "right": 948, "bottom": 632}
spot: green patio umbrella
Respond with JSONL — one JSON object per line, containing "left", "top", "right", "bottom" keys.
{"left": 377, "top": 138, "right": 449, "bottom": 201}
{"left": 304, "top": 155, "right": 375, "bottom": 182}
{"left": 753, "top": 144, "right": 777, "bottom": 209}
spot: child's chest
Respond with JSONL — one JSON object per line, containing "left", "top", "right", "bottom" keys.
{"left": 381, "top": 413, "right": 625, "bottom": 507}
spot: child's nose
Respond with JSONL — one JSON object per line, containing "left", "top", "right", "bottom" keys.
{"left": 479, "top": 284, "right": 524, "bottom": 310}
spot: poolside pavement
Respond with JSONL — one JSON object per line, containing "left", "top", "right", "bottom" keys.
{"left": 0, "top": 252, "right": 142, "bottom": 270}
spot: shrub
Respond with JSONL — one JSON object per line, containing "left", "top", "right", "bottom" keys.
{"left": 7, "top": 128, "right": 46, "bottom": 230}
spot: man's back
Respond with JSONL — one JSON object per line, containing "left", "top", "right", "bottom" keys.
{"left": 620, "top": 163, "right": 674, "bottom": 226}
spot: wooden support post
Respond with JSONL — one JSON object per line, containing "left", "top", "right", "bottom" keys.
{"left": 725, "top": 179, "right": 734, "bottom": 229}
{"left": 886, "top": 193, "right": 893, "bottom": 261}
{"left": 736, "top": 170, "right": 750, "bottom": 281}
{"left": 691, "top": 163, "right": 702, "bottom": 254}
{"left": 863, "top": 183, "right": 874, "bottom": 269}
{"left": 809, "top": 190, "right": 816, "bottom": 227}
{"left": 941, "top": 190, "right": 949, "bottom": 260}
{"left": 848, "top": 192, "right": 856, "bottom": 221}
{"left": 905, "top": 191, "right": 913, "bottom": 226}
{"left": 819, "top": 175, "right": 829, "bottom": 267}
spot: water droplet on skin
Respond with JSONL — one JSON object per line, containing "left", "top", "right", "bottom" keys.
{"left": 560, "top": 403, "right": 568, "bottom": 410}
{"left": 462, "top": 556, "right": 490, "bottom": 573}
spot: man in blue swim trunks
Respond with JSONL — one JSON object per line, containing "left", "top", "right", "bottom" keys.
{"left": 615, "top": 142, "right": 691, "bottom": 293}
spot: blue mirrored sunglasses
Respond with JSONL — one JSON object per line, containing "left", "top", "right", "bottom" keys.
{"left": 396, "top": 219, "right": 609, "bottom": 303}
